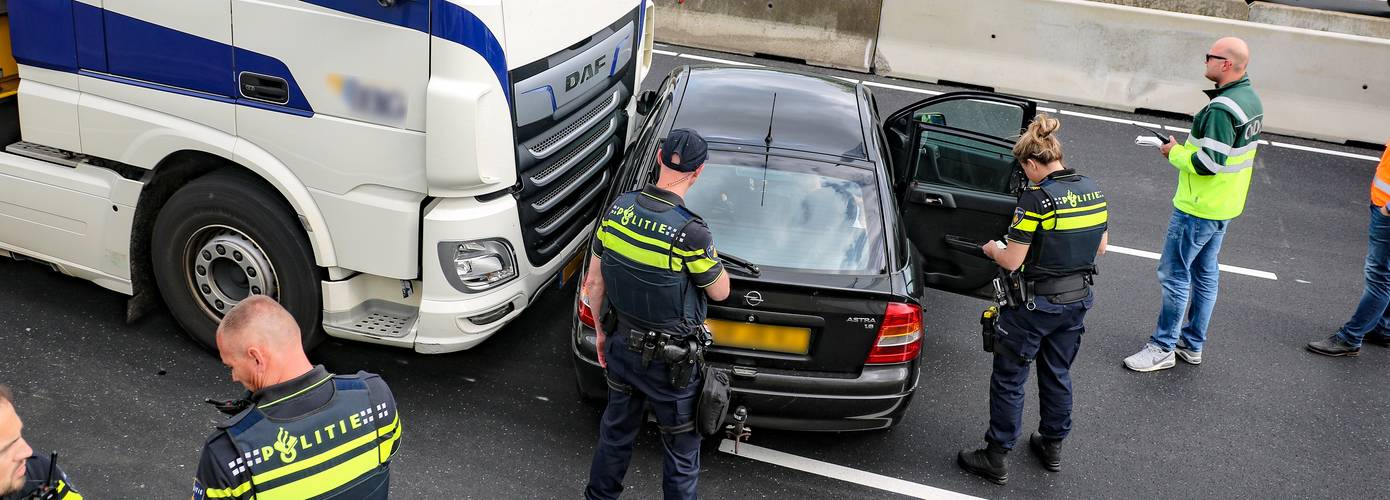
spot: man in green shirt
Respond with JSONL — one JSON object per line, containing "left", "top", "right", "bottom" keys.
{"left": 1124, "top": 37, "right": 1263, "bottom": 372}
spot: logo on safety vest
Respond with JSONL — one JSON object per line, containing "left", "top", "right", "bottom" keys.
{"left": 275, "top": 428, "right": 299, "bottom": 464}
{"left": 1011, "top": 207, "right": 1025, "bottom": 227}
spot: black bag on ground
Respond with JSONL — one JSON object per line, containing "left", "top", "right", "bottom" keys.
{"left": 696, "top": 365, "right": 731, "bottom": 436}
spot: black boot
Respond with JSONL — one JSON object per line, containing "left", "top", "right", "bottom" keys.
{"left": 957, "top": 442, "right": 1008, "bottom": 485}
{"left": 1029, "top": 431, "right": 1063, "bottom": 472}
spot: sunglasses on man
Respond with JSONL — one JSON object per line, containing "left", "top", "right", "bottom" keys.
{"left": 1205, "top": 54, "right": 1228, "bottom": 63}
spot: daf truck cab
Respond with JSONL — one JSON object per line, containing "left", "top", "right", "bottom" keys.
{"left": 0, "top": 0, "right": 655, "bottom": 353}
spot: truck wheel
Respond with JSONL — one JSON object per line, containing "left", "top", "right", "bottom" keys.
{"left": 151, "top": 170, "right": 323, "bottom": 353}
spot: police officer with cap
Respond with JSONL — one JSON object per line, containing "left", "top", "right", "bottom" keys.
{"left": 584, "top": 128, "right": 730, "bottom": 500}
{"left": 959, "top": 114, "right": 1108, "bottom": 484}
{"left": 193, "top": 296, "right": 401, "bottom": 500}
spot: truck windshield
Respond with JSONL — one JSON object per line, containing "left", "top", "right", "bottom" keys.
{"left": 684, "top": 151, "right": 885, "bottom": 274}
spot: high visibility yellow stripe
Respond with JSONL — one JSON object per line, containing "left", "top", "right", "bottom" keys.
{"left": 1054, "top": 211, "right": 1108, "bottom": 230}
{"left": 378, "top": 418, "right": 402, "bottom": 462}
{"left": 603, "top": 220, "right": 674, "bottom": 251}
{"left": 687, "top": 257, "right": 719, "bottom": 274}
{"left": 255, "top": 447, "right": 380, "bottom": 500}
{"left": 57, "top": 481, "right": 82, "bottom": 500}
{"left": 205, "top": 480, "right": 253, "bottom": 499}
{"left": 1024, "top": 210, "right": 1054, "bottom": 220}
{"left": 259, "top": 375, "right": 333, "bottom": 409}
{"left": 672, "top": 246, "right": 705, "bottom": 257}
{"left": 1056, "top": 202, "right": 1106, "bottom": 214}
{"left": 376, "top": 414, "right": 399, "bottom": 437}
{"left": 599, "top": 231, "right": 681, "bottom": 271}
{"left": 1013, "top": 219, "right": 1039, "bottom": 232}
{"left": 252, "top": 429, "right": 379, "bottom": 484}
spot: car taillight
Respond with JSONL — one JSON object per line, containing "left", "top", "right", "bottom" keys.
{"left": 866, "top": 302, "right": 923, "bottom": 364}
{"left": 577, "top": 291, "right": 596, "bottom": 329}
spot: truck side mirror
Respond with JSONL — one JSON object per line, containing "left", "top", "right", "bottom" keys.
{"left": 636, "top": 90, "right": 658, "bottom": 116}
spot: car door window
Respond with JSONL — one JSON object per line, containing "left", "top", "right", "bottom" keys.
{"left": 913, "top": 127, "right": 1017, "bottom": 195}
{"left": 911, "top": 98, "right": 1028, "bottom": 139}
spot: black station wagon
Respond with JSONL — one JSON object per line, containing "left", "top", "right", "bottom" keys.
{"left": 571, "top": 65, "right": 1039, "bottom": 431}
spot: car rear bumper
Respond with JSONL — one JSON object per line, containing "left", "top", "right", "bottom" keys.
{"left": 572, "top": 321, "right": 921, "bottom": 432}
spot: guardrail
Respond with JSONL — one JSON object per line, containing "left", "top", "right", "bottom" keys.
{"left": 651, "top": 0, "right": 882, "bottom": 72}
{"left": 874, "top": 0, "right": 1390, "bottom": 144}
{"left": 655, "top": 0, "right": 1390, "bottom": 144}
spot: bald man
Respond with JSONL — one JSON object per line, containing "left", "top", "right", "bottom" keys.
{"left": 192, "top": 296, "right": 401, "bottom": 500}
{"left": 0, "top": 386, "right": 81, "bottom": 500}
{"left": 1124, "top": 37, "right": 1264, "bottom": 372}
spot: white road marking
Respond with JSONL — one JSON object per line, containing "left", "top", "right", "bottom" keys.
{"left": 1058, "top": 109, "right": 1160, "bottom": 129}
{"left": 862, "top": 80, "right": 942, "bottom": 95}
{"left": 1269, "top": 141, "right": 1380, "bottom": 162}
{"left": 833, "top": 76, "right": 861, "bottom": 83}
{"left": 1164, "top": 125, "right": 1190, "bottom": 134}
{"left": 1107, "top": 245, "right": 1278, "bottom": 281}
{"left": 652, "top": 48, "right": 680, "bottom": 56}
{"left": 719, "top": 440, "right": 984, "bottom": 500}
{"left": 1038, "top": 106, "right": 1058, "bottom": 113}
{"left": 677, "top": 53, "right": 762, "bottom": 67}
{"left": 1296, "top": 279, "right": 1310, "bottom": 284}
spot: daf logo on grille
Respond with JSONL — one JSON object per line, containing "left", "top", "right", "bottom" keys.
{"left": 743, "top": 291, "right": 764, "bottom": 307}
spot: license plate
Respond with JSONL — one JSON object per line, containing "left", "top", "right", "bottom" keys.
{"left": 707, "top": 319, "right": 811, "bottom": 355}
{"left": 560, "top": 250, "right": 585, "bottom": 288}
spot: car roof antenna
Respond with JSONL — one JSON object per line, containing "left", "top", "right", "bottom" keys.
{"left": 764, "top": 92, "right": 777, "bottom": 147}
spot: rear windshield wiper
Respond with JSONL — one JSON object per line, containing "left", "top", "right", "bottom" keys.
{"left": 719, "top": 252, "right": 761, "bottom": 278}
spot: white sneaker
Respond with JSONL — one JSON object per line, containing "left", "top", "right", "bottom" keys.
{"left": 1175, "top": 342, "right": 1202, "bottom": 365}
{"left": 1123, "top": 344, "right": 1176, "bottom": 372}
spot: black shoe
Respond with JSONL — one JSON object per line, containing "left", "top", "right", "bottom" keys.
{"left": 957, "top": 443, "right": 1008, "bottom": 485}
{"left": 1307, "top": 335, "right": 1360, "bottom": 357}
{"left": 1365, "top": 331, "right": 1390, "bottom": 348}
{"left": 1028, "top": 432, "right": 1062, "bottom": 472}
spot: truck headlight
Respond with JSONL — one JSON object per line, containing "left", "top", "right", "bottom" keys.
{"left": 438, "top": 239, "right": 518, "bottom": 292}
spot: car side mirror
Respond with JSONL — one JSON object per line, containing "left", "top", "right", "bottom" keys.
{"left": 636, "top": 90, "right": 658, "bottom": 116}
{"left": 915, "top": 112, "right": 947, "bottom": 127}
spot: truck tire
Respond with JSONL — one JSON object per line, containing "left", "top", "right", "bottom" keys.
{"left": 151, "top": 170, "right": 323, "bottom": 353}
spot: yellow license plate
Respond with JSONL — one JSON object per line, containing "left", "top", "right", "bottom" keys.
{"left": 707, "top": 319, "right": 811, "bottom": 355}
{"left": 561, "top": 250, "right": 585, "bottom": 286}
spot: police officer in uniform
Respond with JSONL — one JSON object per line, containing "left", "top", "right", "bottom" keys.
{"left": 584, "top": 128, "right": 731, "bottom": 500}
{"left": 194, "top": 296, "right": 401, "bottom": 500}
{"left": 959, "top": 115, "right": 1108, "bottom": 484}
{"left": 0, "top": 386, "right": 81, "bottom": 500}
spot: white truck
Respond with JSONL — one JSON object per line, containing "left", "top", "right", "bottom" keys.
{"left": 0, "top": 0, "right": 654, "bottom": 353}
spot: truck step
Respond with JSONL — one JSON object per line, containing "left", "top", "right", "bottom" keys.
{"left": 6, "top": 141, "right": 83, "bottom": 168}
{"left": 324, "top": 300, "right": 417, "bottom": 339}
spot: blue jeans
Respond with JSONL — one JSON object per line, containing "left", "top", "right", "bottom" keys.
{"left": 987, "top": 293, "right": 1090, "bottom": 449}
{"left": 1336, "top": 205, "right": 1390, "bottom": 347}
{"left": 586, "top": 325, "right": 702, "bottom": 500}
{"left": 1149, "top": 209, "right": 1229, "bottom": 352}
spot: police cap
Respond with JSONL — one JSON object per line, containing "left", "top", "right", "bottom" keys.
{"left": 659, "top": 128, "right": 708, "bottom": 173}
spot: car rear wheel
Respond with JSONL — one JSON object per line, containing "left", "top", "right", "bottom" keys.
{"left": 151, "top": 170, "right": 323, "bottom": 353}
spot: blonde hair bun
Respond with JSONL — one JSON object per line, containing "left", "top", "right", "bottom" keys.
{"left": 1012, "top": 113, "right": 1064, "bottom": 164}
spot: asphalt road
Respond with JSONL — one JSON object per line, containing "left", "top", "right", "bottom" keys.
{"left": 2, "top": 45, "right": 1388, "bottom": 499}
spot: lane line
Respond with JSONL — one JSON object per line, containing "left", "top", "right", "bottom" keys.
{"left": 1038, "top": 106, "right": 1058, "bottom": 113}
{"left": 1058, "top": 109, "right": 1160, "bottom": 129}
{"left": 652, "top": 48, "right": 680, "bottom": 56}
{"left": 676, "top": 53, "right": 762, "bottom": 67}
{"left": 1108, "top": 245, "right": 1278, "bottom": 280}
{"left": 862, "top": 80, "right": 942, "bottom": 95}
{"left": 1164, "top": 125, "right": 1190, "bottom": 133}
{"left": 719, "top": 440, "right": 984, "bottom": 500}
{"left": 1269, "top": 141, "right": 1380, "bottom": 162}
{"left": 833, "top": 76, "right": 861, "bottom": 84}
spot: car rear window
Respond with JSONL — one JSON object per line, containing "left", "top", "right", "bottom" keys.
{"left": 684, "top": 151, "right": 886, "bottom": 274}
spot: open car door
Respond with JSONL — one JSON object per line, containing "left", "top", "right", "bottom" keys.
{"left": 883, "top": 91, "right": 1037, "bottom": 297}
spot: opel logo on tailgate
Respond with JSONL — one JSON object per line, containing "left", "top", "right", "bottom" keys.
{"left": 743, "top": 291, "right": 764, "bottom": 307}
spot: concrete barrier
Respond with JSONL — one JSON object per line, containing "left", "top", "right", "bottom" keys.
{"left": 874, "top": 0, "right": 1390, "bottom": 144}
{"left": 1089, "top": 0, "right": 1249, "bottom": 20}
{"left": 1250, "top": 2, "right": 1390, "bottom": 39}
{"left": 652, "top": 0, "right": 882, "bottom": 72}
